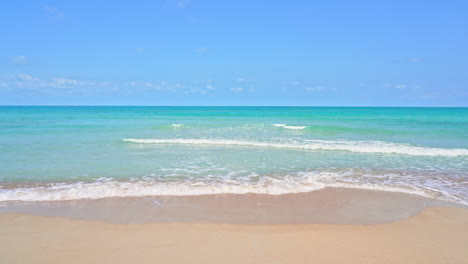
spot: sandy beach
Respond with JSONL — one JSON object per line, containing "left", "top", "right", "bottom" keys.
{"left": 2, "top": 0, "right": 468, "bottom": 262}
{"left": 1, "top": 206, "right": 467, "bottom": 264}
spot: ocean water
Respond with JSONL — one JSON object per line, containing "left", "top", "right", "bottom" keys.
{"left": 0, "top": 106, "right": 467, "bottom": 204}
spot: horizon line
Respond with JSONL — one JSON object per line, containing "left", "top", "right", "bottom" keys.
{"left": 0, "top": 105, "right": 467, "bottom": 108}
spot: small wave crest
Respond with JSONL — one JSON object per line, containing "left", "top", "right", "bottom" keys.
{"left": 1, "top": 169, "right": 466, "bottom": 204}
{"left": 171, "top": 124, "right": 184, "bottom": 127}
{"left": 273, "top": 124, "right": 307, "bottom": 130}
{"left": 122, "top": 138, "right": 468, "bottom": 157}
{"left": 0, "top": 176, "right": 445, "bottom": 203}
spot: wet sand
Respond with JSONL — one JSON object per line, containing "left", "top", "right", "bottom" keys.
{"left": 1, "top": 189, "right": 467, "bottom": 263}
{"left": 0, "top": 206, "right": 467, "bottom": 264}
{"left": 0, "top": 188, "right": 460, "bottom": 224}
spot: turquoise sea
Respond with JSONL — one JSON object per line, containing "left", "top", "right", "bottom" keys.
{"left": 0, "top": 106, "right": 467, "bottom": 204}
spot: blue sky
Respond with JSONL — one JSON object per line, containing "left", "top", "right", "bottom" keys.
{"left": 1, "top": 0, "right": 467, "bottom": 106}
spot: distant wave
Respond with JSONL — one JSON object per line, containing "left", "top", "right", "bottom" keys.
{"left": 122, "top": 138, "right": 468, "bottom": 157}
{"left": 171, "top": 124, "right": 184, "bottom": 127}
{"left": 273, "top": 124, "right": 307, "bottom": 130}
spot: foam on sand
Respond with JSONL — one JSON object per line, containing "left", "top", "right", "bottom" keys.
{"left": 0, "top": 173, "right": 465, "bottom": 204}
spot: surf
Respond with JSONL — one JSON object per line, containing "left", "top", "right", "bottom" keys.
{"left": 122, "top": 138, "right": 468, "bottom": 157}
{"left": 272, "top": 124, "right": 307, "bottom": 130}
{"left": 0, "top": 173, "right": 465, "bottom": 205}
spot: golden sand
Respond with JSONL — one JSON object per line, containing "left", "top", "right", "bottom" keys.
{"left": 1, "top": 206, "right": 467, "bottom": 264}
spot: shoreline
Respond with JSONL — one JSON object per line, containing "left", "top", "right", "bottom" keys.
{"left": 1, "top": 206, "right": 467, "bottom": 263}
{"left": 0, "top": 187, "right": 463, "bottom": 224}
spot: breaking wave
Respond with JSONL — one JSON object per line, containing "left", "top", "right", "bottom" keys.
{"left": 273, "top": 124, "right": 307, "bottom": 130}
{"left": 1, "top": 170, "right": 466, "bottom": 204}
{"left": 122, "top": 138, "right": 468, "bottom": 157}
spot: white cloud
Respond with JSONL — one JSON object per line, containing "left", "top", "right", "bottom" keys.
{"left": 125, "top": 81, "right": 138, "bottom": 87}
{"left": 123, "top": 80, "right": 214, "bottom": 93}
{"left": 1, "top": 75, "right": 222, "bottom": 95}
{"left": 384, "top": 83, "right": 424, "bottom": 92}
{"left": 7, "top": 75, "right": 89, "bottom": 91}
{"left": 16, "top": 74, "right": 38, "bottom": 81}
{"left": 11, "top": 55, "right": 28, "bottom": 64}
{"left": 230, "top": 87, "right": 244, "bottom": 93}
{"left": 124, "top": 81, "right": 167, "bottom": 91}
{"left": 412, "top": 85, "right": 424, "bottom": 91}
{"left": 188, "top": 88, "right": 209, "bottom": 94}
{"left": 194, "top": 47, "right": 208, "bottom": 53}
{"left": 304, "top": 86, "right": 325, "bottom": 92}
{"left": 394, "top": 84, "right": 408, "bottom": 89}
{"left": 228, "top": 79, "right": 256, "bottom": 93}
{"left": 43, "top": 5, "right": 64, "bottom": 20}
{"left": 177, "top": 0, "right": 190, "bottom": 8}
{"left": 51, "top": 77, "right": 81, "bottom": 87}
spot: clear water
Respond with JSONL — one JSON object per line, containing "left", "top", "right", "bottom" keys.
{"left": 0, "top": 106, "right": 467, "bottom": 204}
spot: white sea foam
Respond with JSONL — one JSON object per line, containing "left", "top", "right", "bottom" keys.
{"left": 0, "top": 177, "right": 442, "bottom": 203}
{"left": 273, "top": 124, "right": 307, "bottom": 130}
{"left": 1, "top": 169, "right": 466, "bottom": 204}
{"left": 171, "top": 124, "right": 184, "bottom": 127}
{"left": 122, "top": 138, "right": 468, "bottom": 157}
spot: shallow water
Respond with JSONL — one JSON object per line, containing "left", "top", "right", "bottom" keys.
{"left": 0, "top": 106, "right": 467, "bottom": 204}
{"left": 0, "top": 188, "right": 459, "bottom": 224}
